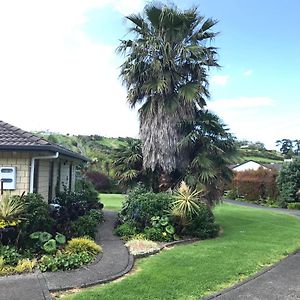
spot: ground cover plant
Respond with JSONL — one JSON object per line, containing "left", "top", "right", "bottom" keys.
{"left": 62, "top": 203, "right": 300, "bottom": 300}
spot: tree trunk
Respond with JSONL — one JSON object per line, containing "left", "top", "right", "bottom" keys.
{"left": 159, "top": 172, "right": 173, "bottom": 192}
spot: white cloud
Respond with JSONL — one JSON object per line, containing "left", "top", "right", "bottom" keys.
{"left": 211, "top": 75, "right": 229, "bottom": 86}
{"left": 112, "top": 0, "right": 145, "bottom": 15}
{"left": 0, "top": 1, "right": 144, "bottom": 137}
{"left": 243, "top": 69, "right": 253, "bottom": 76}
{"left": 208, "top": 96, "right": 274, "bottom": 110}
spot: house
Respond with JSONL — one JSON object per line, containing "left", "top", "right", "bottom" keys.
{"left": 0, "top": 121, "right": 88, "bottom": 202}
{"left": 230, "top": 160, "right": 282, "bottom": 172}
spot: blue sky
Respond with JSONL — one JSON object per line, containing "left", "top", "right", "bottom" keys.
{"left": 0, "top": 0, "right": 299, "bottom": 149}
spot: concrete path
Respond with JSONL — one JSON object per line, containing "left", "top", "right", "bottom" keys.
{"left": 206, "top": 199, "right": 300, "bottom": 300}
{"left": 0, "top": 210, "right": 134, "bottom": 300}
{"left": 225, "top": 199, "right": 300, "bottom": 217}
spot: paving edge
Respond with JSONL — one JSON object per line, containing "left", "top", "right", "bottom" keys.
{"left": 202, "top": 249, "right": 300, "bottom": 300}
{"left": 48, "top": 253, "right": 135, "bottom": 292}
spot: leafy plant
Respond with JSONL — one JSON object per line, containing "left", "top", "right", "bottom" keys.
{"left": 115, "top": 222, "right": 137, "bottom": 238}
{"left": 38, "top": 251, "right": 93, "bottom": 272}
{"left": 0, "top": 245, "right": 21, "bottom": 266}
{"left": 150, "top": 216, "right": 176, "bottom": 241}
{"left": 29, "top": 231, "right": 66, "bottom": 254}
{"left": 43, "top": 239, "right": 57, "bottom": 254}
{"left": 144, "top": 227, "right": 171, "bottom": 242}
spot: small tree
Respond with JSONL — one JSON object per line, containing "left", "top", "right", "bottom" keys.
{"left": 277, "top": 158, "right": 300, "bottom": 207}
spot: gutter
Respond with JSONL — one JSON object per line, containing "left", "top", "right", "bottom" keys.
{"left": 29, "top": 152, "right": 59, "bottom": 193}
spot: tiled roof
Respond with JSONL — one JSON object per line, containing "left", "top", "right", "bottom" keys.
{"left": 0, "top": 121, "right": 88, "bottom": 161}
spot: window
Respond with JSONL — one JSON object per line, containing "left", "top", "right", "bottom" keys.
{"left": 69, "top": 163, "right": 73, "bottom": 191}
{"left": 33, "top": 160, "right": 39, "bottom": 193}
{"left": 48, "top": 161, "right": 54, "bottom": 201}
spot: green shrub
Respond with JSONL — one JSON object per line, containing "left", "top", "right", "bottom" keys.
{"left": 224, "top": 189, "right": 238, "bottom": 199}
{"left": 185, "top": 204, "right": 220, "bottom": 239}
{"left": 115, "top": 222, "right": 137, "bottom": 238}
{"left": 52, "top": 185, "right": 103, "bottom": 236}
{"left": 66, "top": 237, "right": 101, "bottom": 255}
{"left": 287, "top": 202, "right": 300, "bottom": 210}
{"left": 19, "top": 193, "right": 55, "bottom": 247}
{"left": 38, "top": 251, "right": 93, "bottom": 272}
{"left": 144, "top": 227, "right": 171, "bottom": 242}
{"left": 277, "top": 159, "right": 300, "bottom": 207}
{"left": 70, "top": 209, "right": 103, "bottom": 238}
{"left": 120, "top": 188, "right": 174, "bottom": 229}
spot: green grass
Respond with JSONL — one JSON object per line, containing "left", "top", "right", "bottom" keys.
{"left": 62, "top": 204, "right": 300, "bottom": 300}
{"left": 100, "top": 193, "right": 125, "bottom": 211}
{"left": 241, "top": 156, "right": 283, "bottom": 163}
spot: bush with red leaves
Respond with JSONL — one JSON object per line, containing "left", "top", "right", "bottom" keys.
{"left": 85, "top": 171, "right": 111, "bottom": 192}
{"left": 232, "top": 167, "right": 278, "bottom": 201}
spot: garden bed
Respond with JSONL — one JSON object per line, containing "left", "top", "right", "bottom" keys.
{"left": 0, "top": 182, "right": 104, "bottom": 276}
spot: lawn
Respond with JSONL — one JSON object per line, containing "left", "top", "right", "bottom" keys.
{"left": 99, "top": 193, "right": 126, "bottom": 211}
{"left": 241, "top": 156, "right": 283, "bottom": 164}
{"left": 62, "top": 203, "right": 300, "bottom": 300}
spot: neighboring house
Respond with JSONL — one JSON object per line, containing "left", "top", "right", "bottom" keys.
{"left": 230, "top": 160, "right": 282, "bottom": 172}
{"left": 0, "top": 121, "right": 88, "bottom": 202}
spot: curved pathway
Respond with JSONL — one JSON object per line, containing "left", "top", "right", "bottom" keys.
{"left": 0, "top": 210, "right": 134, "bottom": 300}
{"left": 205, "top": 199, "right": 300, "bottom": 300}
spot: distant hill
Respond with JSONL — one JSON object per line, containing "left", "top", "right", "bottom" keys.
{"left": 34, "top": 132, "right": 137, "bottom": 175}
{"left": 237, "top": 147, "right": 284, "bottom": 164}
{"left": 35, "top": 132, "right": 284, "bottom": 173}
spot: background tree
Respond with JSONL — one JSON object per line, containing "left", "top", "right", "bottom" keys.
{"left": 277, "top": 158, "right": 300, "bottom": 207}
{"left": 293, "top": 139, "right": 300, "bottom": 156}
{"left": 276, "top": 139, "right": 293, "bottom": 158}
{"left": 117, "top": 3, "right": 219, "bottom": 189}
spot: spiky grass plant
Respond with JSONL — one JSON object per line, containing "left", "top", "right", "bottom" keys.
{"left": 0, "top": 194, "right": 25, "bottom": 223}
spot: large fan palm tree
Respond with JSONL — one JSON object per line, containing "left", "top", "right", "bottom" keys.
{"left": 112, "top": 139, "right": 143, "bottom": 189}
{"left": 180, "top": 110, "right": 237, "bottom": 205}
{"left": 117, "top": 4, "right": 219, "bottom": 187}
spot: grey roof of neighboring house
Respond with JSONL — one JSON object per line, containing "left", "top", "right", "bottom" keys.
{"left": 0, "top": 120, "right": 88, "bottom": 161}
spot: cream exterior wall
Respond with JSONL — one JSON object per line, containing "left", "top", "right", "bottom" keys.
{"left": 0, "top": 151, "right": 80, "bottom": 202}
{"left": 37, "top": 160, "right": 50, "bottom": 201}
{"left": 0, "top": 152, "right": 31, "bottom": 196}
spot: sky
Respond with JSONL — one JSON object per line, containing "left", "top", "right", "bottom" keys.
{"left": 0, "top": 0, "right": 299, "bottom": 149}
